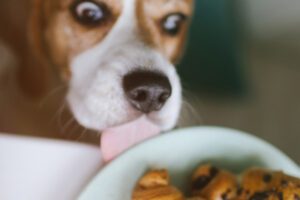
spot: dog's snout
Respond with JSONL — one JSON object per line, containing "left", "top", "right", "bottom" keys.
{"left": 123, "top": 71, "right": 172, "bottom": 113}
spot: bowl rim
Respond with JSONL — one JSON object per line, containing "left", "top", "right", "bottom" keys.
{"left": 78, "top": 126, "right": 300, "bottom": 199}
{"left": 103, "top": 126, "right": 299, "bottom": 173}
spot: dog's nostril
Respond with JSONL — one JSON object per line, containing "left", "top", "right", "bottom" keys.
{"left": 123, "top": 70, "right": 172, "bottom": 113}
{"left": 131, "top": 89, "right": 148, "bottom": 102}
{"left": 159, "top": 92, "right": 171, "bottom": 104}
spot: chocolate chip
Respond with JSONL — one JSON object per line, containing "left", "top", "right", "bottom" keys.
{"left": 237, "top": 187, "right": 244, "bottom": 195}
{"left": 250, "top": 191, "right": 270, "bottom": 200}
{"left": 295, "top": 194, "right": 300, "bottom": 200}
{"left": 192, "top": 176, "right": 211, "bottom": 190}
{"left": 220, "top": 188, "right": 232, "bottom": 200}
{"left": 263, "top": 173, "right": 272, "bottom": 183}
{"left": 210, "top": 166, "right": 219, "bottom": 177}
{"left": 281, "top": 180, "right": 288, "bottom": 187}
{"left": 276, "top": 192, "right": 283, "bottom": 200}
{"left": 221, "top": 192, "right": 228, "bottom": 200}
{"left": 192, "top": 166, "right": 219, "bottom": 190}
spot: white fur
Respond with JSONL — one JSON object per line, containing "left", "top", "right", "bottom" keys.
{"left": 68, "top": 0, "right": 182, "bottom": 131}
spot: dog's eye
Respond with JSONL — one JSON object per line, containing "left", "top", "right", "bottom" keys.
{"left": 71, "top": 0, "right": 109, "bottom": 26}
{"left": 161, "top": 13, "right": 187, "bottom": 36}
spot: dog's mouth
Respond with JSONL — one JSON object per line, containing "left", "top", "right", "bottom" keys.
{"left": 100, "top": 115, "right": 161, "bottom": 162}
{"left": 68, "top": 54, "right": 182, "bottom": 162}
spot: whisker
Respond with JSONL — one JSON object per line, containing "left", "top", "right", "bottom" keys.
{"left": 61, "top": 116, "right": 76, "bottom": 136}
{"left": 178, "top": 90, "right": 202, "bottom": 127}
{"left": 51, "top": 101, "right": 67, "bottom": 129}
{"left": 76, "top": 128, "right": 88, "bottom": 141}
{"left": 66, "top": 119, "right": 81, "bottom": 140}
{"left": 39, "top": 85, "right": 66, "bottom": 108}
{"left": 185, "top": 99, "right": 202, "bottom": 122}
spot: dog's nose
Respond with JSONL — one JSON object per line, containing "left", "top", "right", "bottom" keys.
{"left": 123, "top": 71, "right": 172, "bottom": 113}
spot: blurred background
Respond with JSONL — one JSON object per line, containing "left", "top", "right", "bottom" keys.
{"left": 0, "top": 0, "right": 299, "bottom": 163}
{"left": 178, "top": 0, "right": 300, "bottom": 164}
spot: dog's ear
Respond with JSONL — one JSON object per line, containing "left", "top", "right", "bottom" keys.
{"left": 18, "top": 0, "right": 50, "bottom": 98}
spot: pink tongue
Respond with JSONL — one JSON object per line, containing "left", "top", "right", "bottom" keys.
{"left": 101, "top": 116, "right": 161, "bottom": 162}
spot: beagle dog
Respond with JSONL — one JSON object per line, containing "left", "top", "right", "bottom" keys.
{"left": 0, "top": 0, "right": 194, "bottom": 156}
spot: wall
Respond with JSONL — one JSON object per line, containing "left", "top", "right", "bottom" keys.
{"left": 241, "top": 0, "right": 300, "bottom": 39}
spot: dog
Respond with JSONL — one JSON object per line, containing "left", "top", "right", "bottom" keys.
{"left": 0, "top": 0, "right": 194, "bottom": 149}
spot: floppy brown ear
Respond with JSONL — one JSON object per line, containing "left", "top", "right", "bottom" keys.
{"left": 18, "top": 0, "right": 50, "bottom": 98}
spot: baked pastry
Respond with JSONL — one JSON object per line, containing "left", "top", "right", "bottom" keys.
{"left": 132, "top": 170, "right": 185, "bottom": 200}
{"left": 132, "top": 186, "right": 184, "bottom": 200}
{"left": 132, "top": 166, "right": 300, "bottom": 200}
{"left": 236, "top": 168, "right": 300, "bottom": 200}
{"left": 137, "top": 170, "right": 170, "bottom": 189}
{"left": 190, "top": 164, "right": 238, "bottom": 200}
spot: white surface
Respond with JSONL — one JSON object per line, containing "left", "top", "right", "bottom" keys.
{"left": 79, "top": 126, "right": 300, "bottom": 200}
{"left": 0, "top": 134, "right": 102, "bottom": 200}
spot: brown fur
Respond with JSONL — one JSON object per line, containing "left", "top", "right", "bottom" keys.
{"left": 0, "top": 0, "right": 193, "bottom": 143}
{"left": 137, "top": 0, "right": 194, "bottom": 63}
{"left": 0, "top": 0, "right": 47, "bottom": 97}
{"left": 40, "top": 0, "right": 122, "bottom": 80}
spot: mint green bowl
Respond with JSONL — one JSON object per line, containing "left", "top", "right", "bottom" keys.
{"left": 79, "top": 126, "right": 300, "bottom": 200}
